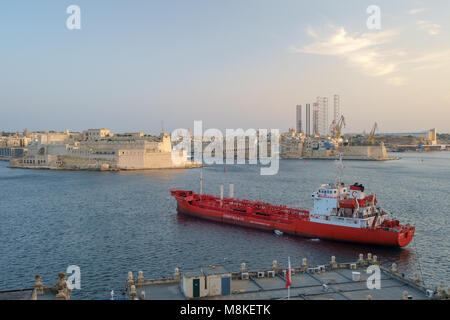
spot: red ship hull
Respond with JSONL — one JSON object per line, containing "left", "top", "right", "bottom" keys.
{"left": 171, "top": 190, "right": 415, "bottom": 247}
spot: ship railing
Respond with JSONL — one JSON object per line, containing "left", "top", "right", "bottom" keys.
{"left": 204, "top": 199, "right": 309, "bottom": 223}
{"left": 195, "top": 194, "right": 310, "bottom": 221}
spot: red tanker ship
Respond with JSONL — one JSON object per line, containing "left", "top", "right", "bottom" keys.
{"left": 170, "top": 164, "right": 415, "bottom": 247}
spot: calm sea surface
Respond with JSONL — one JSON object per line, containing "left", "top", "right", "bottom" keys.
{"left": 0, "top": 152, "right": 449, "bottom": 299}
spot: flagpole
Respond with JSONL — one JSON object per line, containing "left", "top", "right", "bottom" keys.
{"left": 288, "top": 256, "right": 291, "bottom": 300}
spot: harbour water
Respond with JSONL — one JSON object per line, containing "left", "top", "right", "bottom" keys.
{"left": 0, "top": 152, "right": 449, "bottom": 299}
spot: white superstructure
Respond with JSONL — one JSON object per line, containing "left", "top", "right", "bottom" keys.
{"left": 309, "top": 155, "right": 388, "bottom": 229}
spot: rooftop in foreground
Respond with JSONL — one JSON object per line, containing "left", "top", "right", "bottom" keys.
{"left": 1, "top": 254, "right": 447, "bottom": 300}
{"left": 125, "top": 254, "right": 449, "bottom": 301}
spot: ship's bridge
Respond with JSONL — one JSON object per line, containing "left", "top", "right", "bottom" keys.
{"left": 313, "top": 183, "right": 348, "bottom": 198}
{"left": 312, "top": 183, "right": 347, "bottom": 215}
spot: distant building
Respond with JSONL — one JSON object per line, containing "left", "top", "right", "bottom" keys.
{"left": 83, "top": 129, "right": 111, "bottom": 140}
{"left": 0, "top": 132, "right": 32, "bottom": 159}
{"left": 313, "top": 102, "right": 319, "bottom": 136}
{"left": 10, "top": 129, "right": 197, "bottom": 170}
{"left": 280, "top": 129, "right": 303, "bottom": 158}
{"left": 381, "top": 129, "right": 437, "bottom": 145}
{"left": 306, "top": 104, "right": 311, "bottom": 136}
{"left": 296, "top": 105, "right": 302, "bottom": 134}
{"left": 0, "top": 147, "right": 25, "bottom": 159}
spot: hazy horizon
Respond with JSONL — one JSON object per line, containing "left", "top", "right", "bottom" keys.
{"left": 1, "top": 1, "right": 449, "bottom": 134}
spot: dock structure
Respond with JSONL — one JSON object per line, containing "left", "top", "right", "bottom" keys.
{"left": 125, "top": 255, "right": 449, "bottom": 301}
{"left": 1, "top": 255, "right": 448, "bottom": 300}
{"left": 0, "top": 273, "right": 73, "bottom": 300}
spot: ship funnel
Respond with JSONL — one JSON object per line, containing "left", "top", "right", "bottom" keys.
{"left": 229, "top": 184, "right": 234, "bottom": 198}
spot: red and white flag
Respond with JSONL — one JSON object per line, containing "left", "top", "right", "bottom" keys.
{"left": 285, "top": 257, "right": 292, "bottom": 289}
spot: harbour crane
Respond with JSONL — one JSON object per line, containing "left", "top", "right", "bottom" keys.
{"left": 329, "top": 115, "right": 346, "bottom": 139}
{"left": 328, "top": 121, "right": 336, "bottom": 138}
{"left": 334, "top": 115, "right": 346, "bottom": 139}
{"left": 368, "top": 122, "right": 378, "bottom": 145}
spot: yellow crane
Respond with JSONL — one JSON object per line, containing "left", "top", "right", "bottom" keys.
{"left": 329, "top": 115, "right": 346, "bottom": 139}
{"left": 335, "top": 115, "right": 346, "bottom": 139}
{"left": 368, "top": 122, "right": 378, "bottom": 144}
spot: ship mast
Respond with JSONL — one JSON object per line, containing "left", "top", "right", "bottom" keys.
{"left": 335, "top": 152, "right": 344, "bottom": 187}
{"left": 200, "top": 166, "right": 203, "bottom": 195}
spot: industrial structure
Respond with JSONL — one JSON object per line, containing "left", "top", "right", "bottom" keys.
{"left": 333, "top": 94, "right": 341, "bottom": 124}
{"left": 296, "top": 105, "right": 302, "bottom": 134}
{"left": 306, "top": 104, "right": 311, "bottom": 136}
{"left": 368, "top": 123, "right": 378, "bottom": 145}
{"left": 284, "top": 95, "right": 395, "bottom": 160}
{"left": 313, "top": 102, "right": 320, "bottom": 136}
{"left": 294, "top": 95, "right": 343, "bottom": 140}
{"left": 285, "top": 95, "right": 448, "bottom": 159}
{"left": 320, "top": 97, "right": 329, "bottom": 137}
{"left": 308, "top": 96, "right": 331, "bottom": 137}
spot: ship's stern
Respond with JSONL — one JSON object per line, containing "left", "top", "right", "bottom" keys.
{"left": 397, "top": 226, "right": 415, "bottom": 247}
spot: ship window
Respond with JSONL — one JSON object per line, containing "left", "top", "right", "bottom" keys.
{"left": 255, "top": 212, "right": 269, "bottom": 217}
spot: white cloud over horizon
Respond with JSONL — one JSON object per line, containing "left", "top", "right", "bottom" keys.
{"left": 408, "top": 8, "right": 426, "bottom": 15}
{"left": 291, "top": 25, "right": 450, "bottom": 87}
{"left": 386, "top": 77, "right": 407, "bottom": 86}
{"left": 291, "top": 27, "right": 399, "bottom": 78}
{"left": 417, "top": 20, "right": 441, "bottom": 35}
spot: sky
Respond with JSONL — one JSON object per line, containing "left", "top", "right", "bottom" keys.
{"left": 1, "top": 0, "right": 449, "bottom": 134}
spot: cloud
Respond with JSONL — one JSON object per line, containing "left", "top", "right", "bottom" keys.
{"left": 402, "top": 49, "right": 450, "bottom": 71}
{"left": 417, "top": 20, "right": 441, "bottom": 35}
{"left": 444, "top": 93, "right": 450, "bottom": 103}
{"left": 292, "top": 27, "right": 399, "bottom": 77}
{"left": 292, "top": 26, "right": 450, "bottom": 87}
{"left": 408, "top": 8, "right": 426, "bottom": 15}
{"left": 386, "top": 77, "right": 407, "bottom": 86}
{"left": 306, "top": 26, "right": 319, "bottom": 38}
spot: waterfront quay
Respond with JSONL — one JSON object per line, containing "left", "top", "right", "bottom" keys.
{"left": 3, "top": 254, "right": 446, "bottom": 300}
{"left": 122, "top": 254, "right": 448, "bottom": 301}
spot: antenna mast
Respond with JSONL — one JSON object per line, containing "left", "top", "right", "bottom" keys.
{"left": 200, "top": 166, "right": 203, "bottom": 195}
{"left": 335, "top": 153, "right": 344, "bottom": 186}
